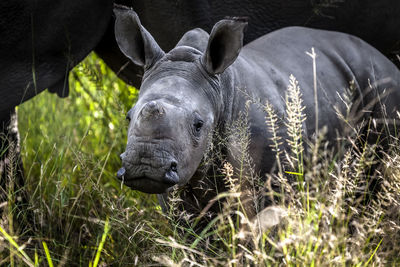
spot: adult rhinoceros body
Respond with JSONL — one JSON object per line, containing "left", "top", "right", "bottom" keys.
{"left": 114, "top": 7, "right": 400, "bottom": 212}
{"left": 1, "top": 0, "right": 399, "bottom": 121}
{"left": 101, "top": 0, "right": 400, "bottom": 88}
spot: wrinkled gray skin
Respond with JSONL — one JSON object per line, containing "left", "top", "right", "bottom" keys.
{"left": 115, "top": 7, "right": 400, "bottom": 201}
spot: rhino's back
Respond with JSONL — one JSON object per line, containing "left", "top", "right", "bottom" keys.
{"left": 227, "top": 26, "right": 400, "bottom": 175}
{"left": 237, "top": 26, "right": 400, "bottom": 121}
{"left": 243, "top": 26, "right": 399, "bottom": 88}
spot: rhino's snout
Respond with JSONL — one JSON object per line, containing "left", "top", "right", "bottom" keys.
{"left": 117, "top": 149, "right": 181, "bottom": 193}
{"left": 116, "top": 162, "right": 178, "bottom": 185}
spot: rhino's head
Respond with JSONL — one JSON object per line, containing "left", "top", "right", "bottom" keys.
{"left": 114, "top": 6, "right": 247, "bottom": 194}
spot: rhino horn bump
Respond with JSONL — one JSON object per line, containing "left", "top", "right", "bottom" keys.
{"left": 140, "top": 101, "right": 165, "bottom": 119}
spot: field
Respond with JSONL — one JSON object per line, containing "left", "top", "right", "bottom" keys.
{"left": 1, "top": 53, "right": 399, "bottom": 266}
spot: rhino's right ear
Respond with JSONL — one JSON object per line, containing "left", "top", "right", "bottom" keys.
{"left": 114, "top": 6, "right": 165, "bottom": 70}
{"left": 201, "top": 18, "right": 247, "bottom": 75}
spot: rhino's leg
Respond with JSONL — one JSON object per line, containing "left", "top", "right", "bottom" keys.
{"left": 0, "top": 108, "right": 31, "bottom": 233}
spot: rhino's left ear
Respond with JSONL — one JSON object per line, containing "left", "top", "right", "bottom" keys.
{"left": 114, "top": 5, "right": 165, "bottom": 70}
{"left": 201, "top": 19, "right": 247, "bottom": 75}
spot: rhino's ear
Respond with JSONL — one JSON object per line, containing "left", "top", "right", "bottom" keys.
{"left": 114, "top": 6, "right": 165, "bottom": 70}
{"left": 201, "top": 19, "right": 247, "bottom": 75}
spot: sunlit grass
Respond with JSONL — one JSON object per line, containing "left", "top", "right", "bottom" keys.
{"left": 4, "top": 53, "right": 169, "bottom": 265}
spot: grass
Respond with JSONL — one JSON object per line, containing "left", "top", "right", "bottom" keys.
{"left": 0, "top": 52, "right": 399, "bottom": 265}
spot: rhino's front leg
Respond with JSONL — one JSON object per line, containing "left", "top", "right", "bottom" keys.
{"left": 0, "top": 108, "right": 30, "bottom": 232}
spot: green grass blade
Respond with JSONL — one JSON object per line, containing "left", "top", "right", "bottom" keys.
{"left": 42, "top": 241, "right": 54, "bottom": 267}
{"left": 92, "top": 217, "right": 110, "bottom": 267}
{"left": 0, "top": 225, "right": 35, "bottom": 267}
{"left": 34, "top": 250, "right": 39, "bottom": 267}
{"left": 364, "top": 239, "right": 383, "bottom": 266}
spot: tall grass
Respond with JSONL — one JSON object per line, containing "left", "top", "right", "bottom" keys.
{"left": 1, "top": 53, "right": 170, "bottom": 265}
{"left": 0, "top": 53, "right": 399, "bottom": 265}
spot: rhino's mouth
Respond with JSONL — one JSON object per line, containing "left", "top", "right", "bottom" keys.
{"left": 125, "top": 177, "right": 175, "bottom": 194}
{"left": 116, "top": 167, "right": 177, "bottom": 194}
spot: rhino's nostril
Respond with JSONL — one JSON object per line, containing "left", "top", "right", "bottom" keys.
{"left": 117, "top": 167, "right": 126, "bottom": 179}
{"left": 164, "top": 169, "right": 179, "bottom": 185}
{"left": 170, "top": 161, "right": 178, "bottom": 172}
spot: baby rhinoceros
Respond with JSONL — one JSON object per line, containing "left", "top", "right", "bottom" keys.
{"left": 114, "top": 6, "right": 400, "bottom": 201}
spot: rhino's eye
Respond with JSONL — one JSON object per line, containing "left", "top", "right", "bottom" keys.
{"left": 194, "top": 120, "right": 204, "bottom": 132}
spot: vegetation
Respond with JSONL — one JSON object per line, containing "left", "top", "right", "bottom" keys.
{"left": 0, "top": 53, "right": 399, "bottom": 266}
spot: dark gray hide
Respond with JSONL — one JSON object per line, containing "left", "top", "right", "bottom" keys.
{"left": 0, "top": 0, "right": 112, "bottom": 121}
{"left": 1, "top": 1, "right": 399, "bottom": 118}
{"left": 99, "top": 0, "right": 400, "bottom": 88}
{"left": 0, "top": 0, "right": 112, "bottom": 220}
{"left": 115, "top": 8, "right": 400, "bottom": 202}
